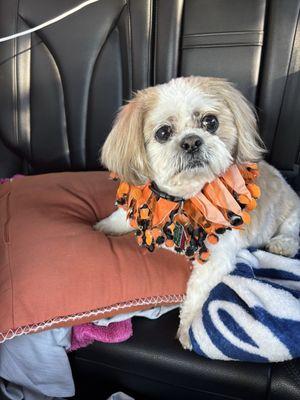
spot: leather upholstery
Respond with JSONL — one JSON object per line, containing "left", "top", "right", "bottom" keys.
{"left": 71, "top": 310, "right": 270, "bottom": 400}
{"left": 71, "top": 310, "right": 300, "bottom": 400}
{"left": 1, "top": 0, "right": 300, "bottom": 399}
{"left": 257, "top": 0, "right": 300, "bottom": 173}
{"left": 1, "top": 0, "right": 300, "bottom": 177}
{"left": 0, "top": 0, "right": 153, "bottom": 173}
{"left": 179, "top": 0, "right": 266, "bottom": 103}
{"left": 154, "top": 0, "right": 184, "bottom": 84}
{"left": 71, "top": 311, "right": 300, "bottom": 400}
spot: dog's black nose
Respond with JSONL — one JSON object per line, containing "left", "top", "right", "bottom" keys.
{"left": 180, "top": 134, "right": 203, "bottom": 153}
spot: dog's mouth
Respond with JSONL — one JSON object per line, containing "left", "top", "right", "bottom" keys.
{"left": 185, "top": 158, "right": 206, "bottom": 169}
{"left": 175, "top": 157, "right": 208, "bottom": 175}
{"left": 183, "top": 152, "right": 209, "bottom": 171}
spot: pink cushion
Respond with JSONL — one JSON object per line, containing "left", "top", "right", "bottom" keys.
{"left": 0, "top": 172, "right": 190, "bottom": 342}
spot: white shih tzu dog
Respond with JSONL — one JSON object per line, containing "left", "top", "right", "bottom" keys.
{"left": 94, "top": 76, "right": 300, "bottom": 349}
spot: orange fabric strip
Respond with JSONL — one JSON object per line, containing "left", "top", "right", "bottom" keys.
{"left": 222, "top": 164, "right": 251, "bottom": 197}
{"left": 152, "top": 198, "right": 178, "bottom": 227}
{"left": 203, "top": 178, "right": 241, "bottom": 215}
{"left": 190, "top": 192, "right": 230, "bottom": 226}
{"left": 113, "top": 162, "right": 259, "bottom": 264}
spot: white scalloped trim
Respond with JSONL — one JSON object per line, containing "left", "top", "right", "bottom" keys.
{"left": 0, "top": 294, "right": 185, "bottom": 343}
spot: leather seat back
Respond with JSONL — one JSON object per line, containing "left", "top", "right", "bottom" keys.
{"left": 0, "top": 0, "right": 300, "bottom": 184}
{"left": 0, "top": 0, "right": 152, "bottom": 174}
{"left": 154, "top": 0, "right": 300, "bottom": 182}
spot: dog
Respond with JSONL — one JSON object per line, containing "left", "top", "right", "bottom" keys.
{"left": 94, "top": 76, "right": 300, "bottom": 349}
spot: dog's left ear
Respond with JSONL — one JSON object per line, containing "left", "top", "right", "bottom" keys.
{"left": 101, "top": 90, "right": 152, "bottom": 185}
{"left": 213, "top": 79, "right": 266, "bottom": 162}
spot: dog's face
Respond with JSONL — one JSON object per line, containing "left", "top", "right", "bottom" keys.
{"left": 101, "top": 77, "right": 265, "bottom": 198}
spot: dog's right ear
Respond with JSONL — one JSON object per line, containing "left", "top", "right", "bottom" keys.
{"left": 187, "top": 76, "right": 266, "bottom": 163}
{"left": 101, "top": 93, "right": 151, "bottom": 185}
{"left": 213, "top": 79, "right": 266, "bottom": 163}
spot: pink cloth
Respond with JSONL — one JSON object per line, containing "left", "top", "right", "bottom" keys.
{"left": 0, "top": 174, "right": 23, "bottom": 184}
{"left": 70, "top": 319, "right": 133, "bottom": 351}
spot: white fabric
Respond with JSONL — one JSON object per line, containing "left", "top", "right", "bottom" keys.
{"left": 0, "top": 381, "right": 67, "bottom": 400}
{"left": 0, "top": 305, "right": 179, "bottom": 399}
{"left": 0, "top": 328, "right": 73, "bottom": 399}
{"left": 107, "top": 392, "right": 134, "bottom": 400}
{"left": 93, "top": 305, "right": 179, "bottom": 326}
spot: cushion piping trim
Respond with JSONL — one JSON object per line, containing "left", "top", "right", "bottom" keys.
{"left": 0, "top": 293, "right": 185, "bottom": 343}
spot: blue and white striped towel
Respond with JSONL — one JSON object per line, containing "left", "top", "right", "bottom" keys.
{"left": 190, "top": 248, "right": 300, "bottom": 362}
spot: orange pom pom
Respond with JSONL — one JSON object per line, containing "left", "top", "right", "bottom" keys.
{"left": 151, "top": 228, "right": 162, "bottom": 240}
{"left": 207, "top": 234, "right": 219, "bottom": 244}
{"left": 165, "top": 239, "right": 174, "bottom": 247}
{"left": 199, "top": 251, "right": 210, "bottom": 261}
{"left": 246, "top": 163, "right": 258, "bottom": 170}
{"left": 247, "top": 183, "right": 261, "bottom": 198}
{"left": 140, "top": 208, "right": 150, "bottom": 219}
{"left": 169, "top": 223, "right": 176, "bottom": 233}
{"left": 238, "top": 194, "right": 250, "bottom": 205}
{"left": 246, "top": 198, "right": 257, "bottom": 211}
{"left": 145, "top": 230, "right": 153, "bottom": 246}
{"left": 242, "top": 211, "right": 251, "bottom": 224}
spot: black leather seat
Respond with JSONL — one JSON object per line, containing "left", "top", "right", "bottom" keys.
{"left": 1, "top": 0, "right": 300, "bottom": 399}
{"left": 71, "top": 309, "right": 271, "bottom": 400}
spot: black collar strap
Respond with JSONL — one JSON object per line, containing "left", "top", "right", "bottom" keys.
{"left": 150, "top": 181, "right": 185, "bottom": 203}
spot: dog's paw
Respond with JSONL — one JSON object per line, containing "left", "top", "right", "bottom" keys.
{"left": 93, "top": 219, "right": 117, "bottom": 235}
{"left": 266, "top": 235, "right": 299, "bottom": 257}
{"left": 177, "top": 324, "right": 193, "bottom": 350}
{"left": 94, "top": 208, "right": 134, "bottom": 236}
{"left": 93, "top": 220, "right": 107, "bottom": 233}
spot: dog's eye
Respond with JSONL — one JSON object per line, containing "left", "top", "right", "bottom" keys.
{"left": 201, "top": 115, "right": 219, "bottom": 133}
{"left": 155, "top": 125, "right": 172, "bottom": 142}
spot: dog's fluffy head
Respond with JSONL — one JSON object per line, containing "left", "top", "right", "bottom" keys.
{"left": 101, "top": 76, "right": 265, "bottom": 198}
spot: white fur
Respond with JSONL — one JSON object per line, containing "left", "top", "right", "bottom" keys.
{"left": 144, "top": 79, "right": 234, "bottom": 198}
{"left": 96, "top": 76, "right": 300, "bottom": 350}
{"left": 94, "top": 208, "right": 134, "bottom": 236}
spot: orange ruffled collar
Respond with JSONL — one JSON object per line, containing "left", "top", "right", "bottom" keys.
{"left": 112, "top": 163, "right": 260, "bottom": 265}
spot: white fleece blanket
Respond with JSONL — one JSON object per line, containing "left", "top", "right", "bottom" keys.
{"left": 190, "top": 248, "right": 300, "bottom": 362}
